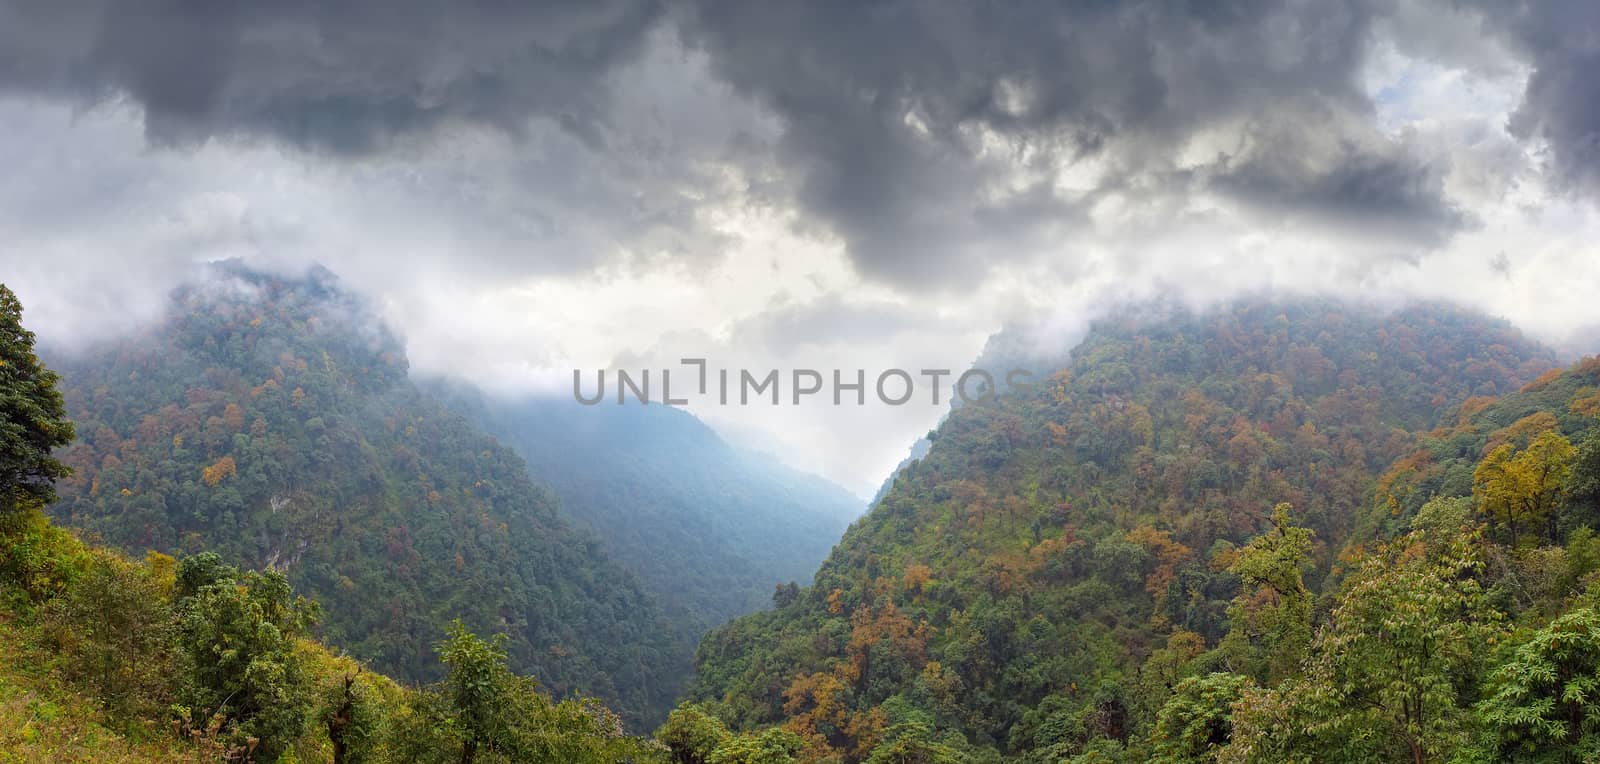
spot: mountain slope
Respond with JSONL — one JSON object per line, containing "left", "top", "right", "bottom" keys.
{"left": 686, "top": 299, "right": 1557, "bottom": 760}
{"left": 441, "top": 391, "right": 861, "bottom": 646}
{"left": 1368, "top": 354, "right": 1600, "bottom": 540}
{"left": 41, "top": 264, "right": 675, "bottom": 725}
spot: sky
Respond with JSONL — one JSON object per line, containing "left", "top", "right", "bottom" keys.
{"left": 3, "top": 0, "right": 1600, "bottom": 496}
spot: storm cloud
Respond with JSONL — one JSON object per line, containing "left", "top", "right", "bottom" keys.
{"left": 2, "top": 0, "right": 1583, "bottom": 292}
{"left": 1487, "top": 0, "right": 1600, "bottom": 195}
{"left": 672, "top": 0, "right": 1475, "bottom": 287}
{"left": 3, "top": 0, "right": 1600, "bottom": 492}
{"left": 0, "top": 0, "right": 664, "bottom": 153}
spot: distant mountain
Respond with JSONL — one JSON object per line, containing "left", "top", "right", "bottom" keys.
{"left": 41, "top": 263, "right": 676, "bottom": 725}
{"left": 686, "top": 298, "right": 1559, "bottom": 760}
{"left": 437, "top": 388, "right": 861, "bottom": 663}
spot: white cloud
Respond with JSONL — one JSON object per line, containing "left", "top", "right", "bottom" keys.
{"left": 6, "top": 6, "right": 1600, "bottom": 496}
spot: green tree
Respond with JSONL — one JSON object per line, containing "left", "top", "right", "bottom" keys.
{"left": 707, "top": 727, "right": 805, "bottom": 764}
{"left": 1226, "top": 528, "right": 1499, "bottom": 764}
{"left": 657, "top": 702, "right": 731, "bottom": 764}
{"left": 0, "top": 283, "right": 74, "bottom": 513}
{"left": 407, "top": 620, "right": 664, "bottom": 764}
{"left": 1565, "top": 427, "right": 1600, "bottom": 524}
{"left": 175, "top": 555, "right": 317, "bottom": 761}
{"left": 1150, "top": 673, "right": 1254, "bottom": 764}
{"left": 437, "top": 619, "right": 517, "bottom": 764}
{"left": 1476, "top": 608, "right": 1600, "bottom": 762}
{"left": 39, "top": 550, "right": 176, "bottom": 721}
{"left": 863, "top": 721, "right": 972, "bottom": 763}
{"left": 1219, "top": 504, "right": 1314, "bottom": 685}
{"left": 323, "top": 671, "right": 385, "bottom": 764}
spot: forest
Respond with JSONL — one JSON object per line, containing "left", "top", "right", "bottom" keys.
{"left": 36, "top": 265, "right": 676, "bottom": 725}
{"left": 434, "top": 382, "right": 860, "bottom": 681}
{"left": 8, "top": 279, "right": 1600, "bottom": 762}
{"left": 682, "top": 302, "right": 1600, "bottom": 762}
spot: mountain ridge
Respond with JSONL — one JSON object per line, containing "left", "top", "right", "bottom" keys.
{"left": 39, "top": 263, "right": 678, "bottom": 725}
{"left": 685, "top": 297, "right": 1561, "bottom": 760}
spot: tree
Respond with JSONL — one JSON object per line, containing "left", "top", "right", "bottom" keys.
{"left": 1565, "top": 428, "right": 1600, "bottom": 526}
{"left": 1150, "top": 673, "right": 1254, "bottom": 764}
{"left": 1219, "top": 504, "right": 1314, "bottom": 685}
{"left": 708, "top": 727, "right": 806, "bottom": 764}
{"left": 1226, "top": 528, "right": 1499, "bottom": 764}
{"left": 324, "top": 671, "right": 385, "bottom": 764}
{"left": 1476, "top": 608, "right": 1600, "bottom": 761}
{"left": 39, "top": 550, "right": 176, "bottom": 721}
{"left": 862, "top": 721, "right": 972, "bottom": 763}
{"left": 658, "top": 702, "right": 731, "bottom": 764}
{"left": 1475, "top": 430, "right": 1576, "bottom": 545}
{"left": 437, "top": 620, "right": 516, "bottom": 764}
{"left": 175, "top": 555, "right": 318, "bottom": 761}
{"left": 427, "top": 619, "right": 661, "bottom": 764}
{"left": 0, "top": 283, "right": 75, "bottom": 513}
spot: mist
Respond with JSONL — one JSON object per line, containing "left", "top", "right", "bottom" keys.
{"left": 4, "top": 0, "right": 1600, "bottom": 492}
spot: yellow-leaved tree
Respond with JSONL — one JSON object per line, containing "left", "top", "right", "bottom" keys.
{"left": 1473, "top": 428, "right": 1575, "bottom": 545}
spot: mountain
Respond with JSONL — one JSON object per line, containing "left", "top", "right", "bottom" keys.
{"left": 38, "top": 264, "right": 676, "bottom": 726}
{"left": 1198, "top": 354, "right": 1600, "bottom": 763}
{"left": 0, "top": 509, "right": 665, "bottom": 763}
{"left": 438, "top": 390, "right": 861, "bottom": 653}
{"left": 1367, "top": 355, "right": 1600, "bottom": 539}
{"left": 16, "top": 274, "right": 1600, "bottom": 762}
{"left": 683, "top": 299, "right": 1559, "bottom": 760}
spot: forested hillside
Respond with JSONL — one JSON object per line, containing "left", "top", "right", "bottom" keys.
{"left": 37, "top": 264, "right": 676, "bottom": 726}
{"left": 3, "top": 280, "right": 681, "bottom": 761}
{"left": 681, "top": 300, "right": 1569, "bottom": 761}
{"left": 441, "top": 390, "right": 860, "bottom": 665}
{"left": 18, "top": 273, "right": 1600, "bottom": 762}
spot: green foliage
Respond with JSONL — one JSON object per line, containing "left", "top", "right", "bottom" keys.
{"left": 174, "top": 556, "right": 319, "bottom": 760}
{"left": 1371, "top": 355, "right": 1600, "bottom": 539}
{"left": 397, "top": 618, "right": 666, "bottom": 764}
{"left": 3, "top": 514, "right": 669, "bottom": 763}
{"left": 44, "top": 264, "right": 674, "bottom": 724}
{"left": 1476, "top": 608, "right": 1600, "bottom": 762}
{"left": 323, "top": 671, "right": 387, "bottom": 764}
{"left": 26, "top": 272, "right": 1600, "bottom": 761}
{"left": 437, "top": 619, "right": 517, "bottom": 763}
{"left": 657, "top": 702, "right": 732, "bottom": 763}
{"left": 38, "top": 549, "right": 176, "bottom": 721}
{"left": 1217, "top": 504, "right": 1313, "bottom": 685}
{"left": 1149, "top": 673, "right": 1253, "bottom": 764}
{"left": 864, "top": 721, "right": 975, "bottom": 763}
{"left": 707, "top": 727, "right": 806, "bottom": 763}
{"left": 0, "top": 504, "right": 93, "bottom": 607}
{"left": 1, "top": 276, "right": 664, "bottom": 762}
{"left": 690, "top": 300, "right": 1555, "bottom": 761}
{"left": 0, "top": 283, "right": 75, "bottom": 513}
{"left": 1566, "top": 427, "right": 1600, "bottom": 520}
{"left": 1226, "top": 527, "right": 1500, "bottom": 762}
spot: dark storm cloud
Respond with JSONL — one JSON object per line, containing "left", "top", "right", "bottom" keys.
{"left": 7, "top": 0, "right": 1597, "bottom": 295}
{"left": 670, "top": 0, "right": 1469, "bottom": 288}
{"left": 1206, "top": 118, "right": 1469, "bottom": 245}
{"left": 1478, "top": 1, "right": 1600, "bottom": 195}
{"left": 0, "top": 0, "right": 663, "bottom": 153}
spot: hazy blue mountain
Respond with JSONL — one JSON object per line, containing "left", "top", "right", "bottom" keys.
{"left": 438, "top": 387, "right": 862, "bottom": 645}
